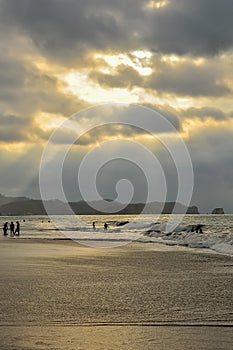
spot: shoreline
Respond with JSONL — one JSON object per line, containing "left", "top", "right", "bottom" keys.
{"left": 1, "top": 235, "right": 233, "bottom": 258}
{"left": 1, "top": 213, "right": 233, "bottom": 256}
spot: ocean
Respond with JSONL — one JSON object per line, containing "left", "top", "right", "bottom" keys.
{"left": 1, "top": 214, "right": 233, "bottom": 255}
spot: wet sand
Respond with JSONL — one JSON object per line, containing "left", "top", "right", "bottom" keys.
{"left": 0, "top": 239, "right": 233, "bottom": 349}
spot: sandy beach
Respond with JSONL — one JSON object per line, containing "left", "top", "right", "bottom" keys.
{"left": 0, "top": 239, "right": 233, "bottom": 349}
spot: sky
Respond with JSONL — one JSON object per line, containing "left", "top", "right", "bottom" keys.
{"left": 0, "top": 0, "right": 233, "bottom": 213}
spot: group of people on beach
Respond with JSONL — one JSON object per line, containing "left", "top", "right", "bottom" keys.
{"left": 92, "top": 222, "right": 108, "bottom": 230}
{"left": 3, "top": 221, "right": 20, "bottom": 237}
{"left": 190, "top": 224, "right": 203, "bottom": 233}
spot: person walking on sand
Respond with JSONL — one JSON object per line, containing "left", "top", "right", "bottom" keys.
{"left": 3, "top": 222, "right": 8, "bottom": 236}
{"left": 10, "top": 221, "right": 15, "bottom": 237}
{"left": 15, "top": 221, "right": 20, "bottom": 236}
{"left": 93, "top": 222, "right": 96, "bottom": 230}
{"left": 104, "top": 222, "right": 108, "bottom": 230}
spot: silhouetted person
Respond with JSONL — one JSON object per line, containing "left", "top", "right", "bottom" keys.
{"left": 10, "top": 222, "right": 15, "bottom": 237}
{"left": 3, "top": 222, "right": 8, "bottom": 236}
{"left": 93, "top": 222, "right": 96, "bottom": 230}
{"left": 15, "top": 221, "right": 20, "bottom": 236}
{"left": 196, "top": 224, "right": 203, "bottom": 233}
{"left": 104, "top": 222, "right": 108, "bottom": 230}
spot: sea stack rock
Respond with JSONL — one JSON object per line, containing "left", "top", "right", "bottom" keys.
{"left": 187, "top": 206, "right": 199, "bottom": 214}
{"left": 211, "top": 208, "right": 225, "bottom": 214}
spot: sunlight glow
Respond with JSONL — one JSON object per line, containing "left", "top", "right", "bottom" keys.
{"left": 181, "top": 118, "right": 233, "bottom": 138}
{"left": 132, "top": 50, "right": 152, "bottom": 60}
{"left": 23, "top": 55, "right": 67, "bottom": 75}
{"left": 134, "top": 87, "right": 194, "bottom": 109}
{"left": 161, "top": 55, "right": 182, "bottom": 63}
{"left": 146, "top": 0, "right": 169, "bottom": 9}
{"left": 62, "top": 72, "right": 139, "bottom": 104}
{"left": 34, "top": 112, "right": 66, "bottom": 130}
{"left": 161, "top": 55, "right": 207, "bottom": 67}
{"left": 0, "top": 142, "right": 33, "bottom": 153}
{"left": 193, "top": 57, "right": 206, "bottom": 66}
{"left": 94, "top": 51, "right": 153, "bottom": 76}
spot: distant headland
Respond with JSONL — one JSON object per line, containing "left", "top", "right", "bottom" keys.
{"left": 0, "top": 193, "right": 200, "bottom": 215}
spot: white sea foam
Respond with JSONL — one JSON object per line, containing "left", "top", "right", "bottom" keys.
{"left": 141, "top": 222, "right": 233, "bottom": 255}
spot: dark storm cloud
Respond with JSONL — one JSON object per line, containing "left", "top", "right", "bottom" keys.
{"left": 141, "top": 104, "right": 181, "bottom": 131}
{"left": 0, "top": 56, "right": 29, "bottom": 106}
{"left": 1, "top": 0, "right": 233, "bottom": 61}
{"left": 76, "top": 122, "right": 179, "bottom": 146}
{"left": 0, "top": 0, "right": 135, "bottom": 63}
{"left": 182, "top": 107, "right": 228, "bottom": 121}
{"left": 45, "top": 104, "right": 181, "bottom": 146}
{"left": 90, "top": 65, "right": 143, "bottom": 89}
{"left": 0, "top": 114, "right": 29, "bottom": 142}
{"left": 74, "top": 103, "right": 181, "bottom": 130}
{"left": 147, "top": 61, "right": 231, "bottom": 97}
{"left": 51, "top": 120, "right": 181, "bottom": 147}
{"left": 145, "top": 0, "right": 233, "bottom": 56}
{"left": 0, "top": 144, "right": 43, "bottom": 197}
{"left": 88, "top": 58, "right": 231, "bottom": 97}
{"left": 0, "top": 59, "right": 25, "bottom": 90}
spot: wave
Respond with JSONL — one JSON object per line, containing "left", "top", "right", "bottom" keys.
{"left": 142, "top": 223, "right": 233, "bottom": 255}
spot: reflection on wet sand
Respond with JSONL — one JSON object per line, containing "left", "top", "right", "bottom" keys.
{"left": 0, "top": 240, "right": 232, "bottom": 349}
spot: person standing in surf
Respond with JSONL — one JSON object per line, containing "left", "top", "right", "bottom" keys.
{"left": 10, "top": 222, "right": 15, "bottom": 237}
{"left": 15, "top": 221, "right": 20, "bottom": 236}
{"left": 3, "top": 222, "right": 8, "bottom": 236}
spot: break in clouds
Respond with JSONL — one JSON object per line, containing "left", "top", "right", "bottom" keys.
{"left": 0, "top": 0, "right": 233, "bottom": 212}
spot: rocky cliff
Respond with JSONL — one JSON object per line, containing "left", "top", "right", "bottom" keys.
{"left": 212, "top": 207, "right": 225, "bottom": 214}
